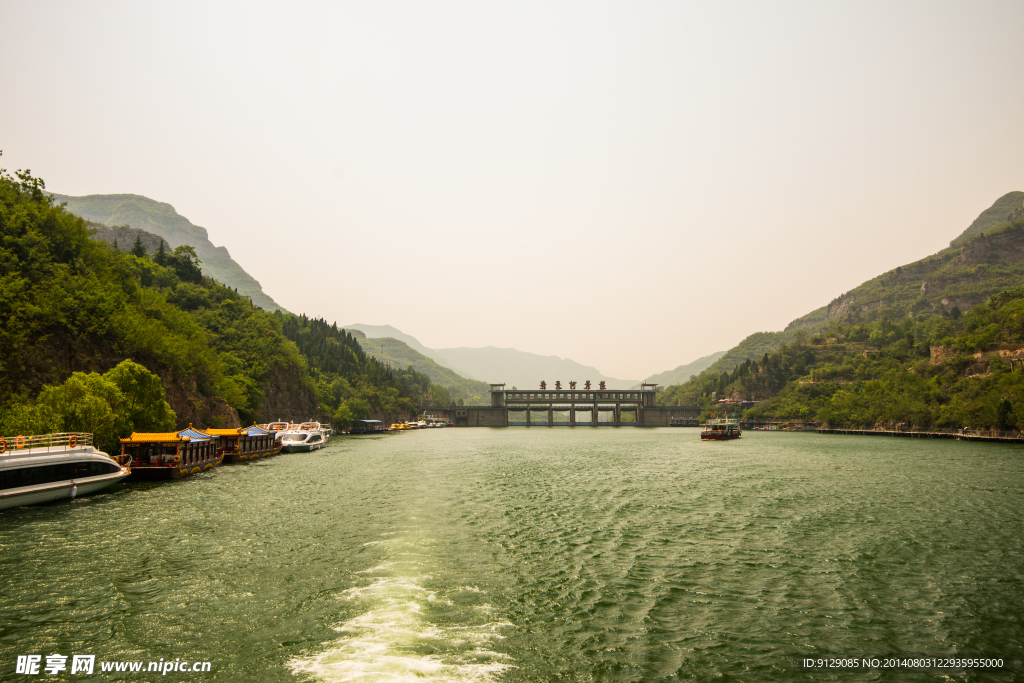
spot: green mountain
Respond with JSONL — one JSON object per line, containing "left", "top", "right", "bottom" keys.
{"left": 786, "top": 192, "right": 1024, "bottom": 332}
{"left": 50, "top": 192, "right": 284, "bottom": 312}
{"left": 672, "top": 279, "right": 1024, "bottom": 431}
{"left": 644, "top": 351, "right": 727, "bottom": 386}
{"left": 1, "top": 168, "right": 439, "bottom": 450}
{"left": 347, "top": 330, "right": 491, "bottom": 403}
{"left": 658, "top": 193, "right": 1024, "bottom": 431}
{"left": 951, "top": 191, "right": 1024, "bottom": 247}
{"left": 670, "top": 191, "right": 1024, "bottom": 387}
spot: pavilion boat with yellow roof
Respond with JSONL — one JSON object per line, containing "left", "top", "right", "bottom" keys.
{"left": 205, "top": 424, "right": 281, "bottom": 463}
{"left": 118, "top": 426, "right": 223, "bottom": 480}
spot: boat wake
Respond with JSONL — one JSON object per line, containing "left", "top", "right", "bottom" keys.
{"left": 289, "top": 548, "right": 512, "bottom": 682}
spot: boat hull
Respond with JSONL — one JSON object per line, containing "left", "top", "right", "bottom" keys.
{"left": 281, "top": 442, "right": 324, "bottom": 453}
{"left": 0, "top": 471, "right": 129, "bottom": 510}
{"left": 700, "top": 432, "right": 741, "bottom": 440}
{"left": 127, "top": 454, "right": 223, "bottom": 480}
{"left": 224, "top": 445, "right": 280, "bottom": 463}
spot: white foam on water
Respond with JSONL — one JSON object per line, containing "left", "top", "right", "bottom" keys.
{"left": 289, "top": 571, "right": 513, "bottom": 682}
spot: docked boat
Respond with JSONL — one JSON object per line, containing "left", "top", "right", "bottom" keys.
{"left": 700, "top": 418, "right": 742, "bottom": 440}
{"left": 670, "top": 417, "right": 699, "bottom": 427}
{"left": 119, "top": 426, "right": 223, "bottom": 480}
{"left": 348, "top": 419, "right": 387, "bottom": 435}
{"left": 206, "top": 424, "right": 280, "bottom": 463}
{"left": 1, "top": 432, "right": 130, "bottom": 510}
{"left": 279, "top": 422, "right": 327, "bottom": 452}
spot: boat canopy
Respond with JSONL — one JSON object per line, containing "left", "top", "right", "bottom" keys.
{"left": 119, "top": 432, "right": 186, "bottom": 444}
{"left": 241, "top": 424, "right": 273, "bottom": 436}
{"left": 178, "top": 427, "right": 218, "bottom": 442}
{"left": 120, "top": 426, "right": 218, "bottom": 445}
{"left": 205, "top": 428, "right": 243, "bottom": 437}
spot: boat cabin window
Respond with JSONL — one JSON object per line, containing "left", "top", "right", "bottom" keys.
{"left": 0, "top": 461, "right": 120, "bottom": 490}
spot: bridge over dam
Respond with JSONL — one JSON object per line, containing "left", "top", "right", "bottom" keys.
{"left": 446, "top": 384, "right": 701, "bottom": 427}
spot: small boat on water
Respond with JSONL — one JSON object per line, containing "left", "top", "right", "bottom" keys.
{"left": 280, "top": 421, "right": 327, "bottom": 452}
{"left": 119, "top": 426, "right": 224, "bottom": 479}
{"left": 0, "top": 432, "right": 130, "bottom": 510}
{"left": 348, "top": 419, "right": 387, "bottom": 435}
{"left": 700, "top": 418, "right": 742, "bottom": 440}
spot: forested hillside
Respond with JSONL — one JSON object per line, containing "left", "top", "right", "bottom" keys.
{"left": 661, "top": 267, "right": 1024, "bottom": 431}
{"left": 0, "top": 162, "right": 429, "bottom": 449}
{"left": 52, "top": 192, "right": 284, "bottom": 312}
{"left": 278, "top": 315, "right": 446, "bottom": 424}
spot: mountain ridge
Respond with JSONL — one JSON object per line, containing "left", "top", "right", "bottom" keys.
{"left": 643, "top": 351, "right": 727, "bottom": 386}
{"left": 51, "top": 192, "right": 284, "bottom": 312}
{"left": 673, "top": 191, "right": 1024, "bottom": 386}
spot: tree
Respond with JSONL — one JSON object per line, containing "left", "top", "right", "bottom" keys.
{"left": 344, "top": 397, "right": 372, "bottom": 420}
{"left": 131, "top": 234, "right": 147, "bottom": 257}
{"left": 0, "top": 361, "right": 175, "bottom": 455}
{"left": 166, "top": 245, "right": 202, "bottom": 283}
{"left": 997, "top": 399, "right": 1014, "bottom": 431}
{"left": 104, "top": 359, "right": 176, "bottom": 434}
{"left": 155, "top": 239, "right": 168, "bottom": 266}
{"left": 333, "top": 403, "right": 353, "bottom": 427}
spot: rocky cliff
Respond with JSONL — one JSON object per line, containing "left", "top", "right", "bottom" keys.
{"left": 161, "top": 375, "right": 241, "bottom": 430}
{"left": 255, "top": 364, "right": 320, "bottom": 424}
{"left": 955, "top": 225, "right": 1024, "bottom": 266}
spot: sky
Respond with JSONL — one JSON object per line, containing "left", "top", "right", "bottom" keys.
{"left": 2, "top": 1, "right": 1023, "bottom": 380}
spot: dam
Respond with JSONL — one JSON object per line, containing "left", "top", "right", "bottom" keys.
{"left": 449, "top": 383, "right": 702, "bottom": 427}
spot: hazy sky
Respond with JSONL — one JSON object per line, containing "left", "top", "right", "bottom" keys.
{"left": 2, "top": 1, "right": 1023, "bottom": 380}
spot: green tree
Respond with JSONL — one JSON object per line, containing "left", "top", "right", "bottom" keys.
{"left": 333, "top": 402, "right": 354, "bottom": 427}
{"left": 345, "top": 397, "right": 372, "bottom": 420}
{"left": 104, "top": 360, "right": 176, "bottom": 434}
{"left": 0, "top": 361, "right": 176, "bottom": 454}
{"left": 131, "top": 234, "right": 147, "bottom": 257}
{"left": 155, "top": 239, "right": 168, "bottom": 266}
{"left": 166, "top": 245, "right": 202, "bottom": 283}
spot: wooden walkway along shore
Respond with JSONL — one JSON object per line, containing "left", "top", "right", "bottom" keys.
{"left": 816, "top": 427, "right": 1024, "bottom": 444}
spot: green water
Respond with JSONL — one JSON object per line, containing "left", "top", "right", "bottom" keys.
{"left": 1, "top": 429, "right": 1022, "bottom": 682}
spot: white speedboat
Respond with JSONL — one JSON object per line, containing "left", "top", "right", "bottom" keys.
{"left": 280, "top": 422, "right": 327, "bottom": 452}
{"left": 1, "top": 433, "right": 130, "bottom": 510}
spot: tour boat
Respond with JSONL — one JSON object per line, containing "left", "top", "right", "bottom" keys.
{"left": 279, "top": 422, "right": 327, "bottom": 452}
{"left": 205, "top": 424, "right": 280, "bottom": 462}
{"left": 0, "top": 433, "right": 130, "bottom": 510}
{"left": 348, "top": 420, "right": 387, "bottom": 435}
{"left": 700, "top": 418, "right": 742, "bottom": 440}
{"left": 119, "top": 426, "right": 223, "bottom": 480}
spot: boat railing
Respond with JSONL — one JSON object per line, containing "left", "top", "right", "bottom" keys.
{"left": 0, "top": 432, "right": 93, "bottom": 456}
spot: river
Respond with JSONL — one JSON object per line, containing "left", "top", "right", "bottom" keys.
{"left": 1, "top": 429, "right": 1022, "bottom": 681}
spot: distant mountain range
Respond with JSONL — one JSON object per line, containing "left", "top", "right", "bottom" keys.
{"left": 345, "top": 324, "right": 641, "bottom": 390}
{"left": 346, "top": 329, "right": 492, "bottom": 403}
{"left": 51, "top": 193, "right": 284, "bottom": 312}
